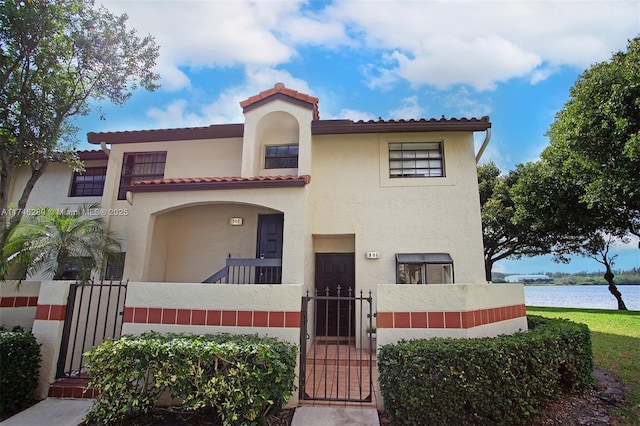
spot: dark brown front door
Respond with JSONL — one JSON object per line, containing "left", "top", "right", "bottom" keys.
{"left": 315, "top": 253, "right": 355, "bottom": 336}
{"left": 256, "top": 214, "right": 283, "bottom": 283}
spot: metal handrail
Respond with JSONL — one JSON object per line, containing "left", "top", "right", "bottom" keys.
{"left": 202, "top": 258, "right": 282, "bottom": 284}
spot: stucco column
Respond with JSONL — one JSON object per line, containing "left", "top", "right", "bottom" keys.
{"left": 31, "top": 281, "right": 73, "bottom": 399}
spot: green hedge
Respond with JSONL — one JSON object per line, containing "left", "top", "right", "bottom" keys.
{"left": 0, "top": 328, "right": 41, "bottom": 414}
{"left": 378, "top": 315, "right": 594, "bottom": 425}
{"left": 84, "top": 332, "right": 298, "bottom": 425}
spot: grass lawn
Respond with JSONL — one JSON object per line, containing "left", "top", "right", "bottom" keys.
{"left": 527, "top": 306, "right": 640, "bottom": 425}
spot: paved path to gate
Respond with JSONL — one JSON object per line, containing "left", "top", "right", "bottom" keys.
{"left": 0, "top": 399, "right": 380, "bottom": 426}
{"left": 291, "top": 406, "right": 380, "bottom": 425}
{"left": 0, "top": 398, "right": 93, "bottom": 426}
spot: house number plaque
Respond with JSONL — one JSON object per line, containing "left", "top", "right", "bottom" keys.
{"left": 229, "top": 217, "right": 243, "bottom": 226}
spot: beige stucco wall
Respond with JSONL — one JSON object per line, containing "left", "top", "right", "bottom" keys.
{"left": 242, "top": 99, "right": 313, "bottom": 177}
{"left": 377, "top": 283, "right": 525, "bottom": 312}
{"left": 311, "top": 132, "right": 486, "bottom": 298}
{"left": 376, "top": 283, "right": 527, "bottom": 346}
{"left": 7, "top": 161, "right": 105, "bottom": 211}
{"left": 30, "top": 281, "right": 74, "bottom": 399}
{"left": 122, "top": 186, "right": 309, "bottom": 284}
{"left": 148, "top": 203, "right": 281, "bottom": 282}
{"left": 0, "top": 281, "right": 40, "bottom": 330}
{"left": 97, "top": 138, "right": 243, "bottom": 250}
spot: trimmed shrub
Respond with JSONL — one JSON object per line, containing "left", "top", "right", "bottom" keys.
{"left": 378, "top": 315, "right": 594, "bottom": 425}
{"left": 0, "top": 328, "right": 42, "bottom": 414}
{"left": 84, "top": 332, "right": 298, "bottom": 425}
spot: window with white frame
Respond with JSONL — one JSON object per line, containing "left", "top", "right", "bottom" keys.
{"left": 118, "top": 152, "right": 167, "bottom": 200}
{"left": 396, "top": 253, "right": 454, "bottom": 284}
{"left": 389, "top": 142, "right": 444, "bottom": 177}
{"left": 265, "top": 145, "right": 298, "bottom": 169}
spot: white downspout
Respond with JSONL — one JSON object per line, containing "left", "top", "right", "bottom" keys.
{"left": 475, "top": 128, "right": 491, "bottom": 164}
{"left": 100, "top": 141, "right": 111, "bottom": 156}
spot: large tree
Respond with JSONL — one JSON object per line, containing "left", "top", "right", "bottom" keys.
{"left": 478, "top": 161, "right": 554, "bottom": 281}
{"left": 0, "top": 0, "right": 159, "bottom": 250}
{"left": 511, "top": 152, "right": 630, "bottom": 309}
{"left": 545, "top": 36, "right": 640, "bottom": 240}
{"left": 523, "top": 36, "right": 640, "bottom": 309}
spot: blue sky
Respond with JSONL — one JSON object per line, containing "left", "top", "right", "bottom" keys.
{"left": 73, "top": 0, "right": 640, "bottom": 274}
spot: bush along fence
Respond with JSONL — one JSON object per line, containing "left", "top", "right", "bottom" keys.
{"left": 0, "top": 327, "right": 41, "bottom": 415}
{"left": 378, "top": 315, "right": 594, "bottom": 426}
{"left": 84, "top": 332, "right": 298, "bottom": 426}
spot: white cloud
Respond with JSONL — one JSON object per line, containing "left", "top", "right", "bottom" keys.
{"left": 330, "top": 0, "right": 639, "bottom": 90}
{"left": 388, "top": 96, "right": 425, "bottom": 119}
{"left": 102, "top": 0, "right": 311, "bottom": 91}
{"left": 611, "top": 234, "right": 639, "bottom": 250}
{"left": 153, "top": 63, "right": 191, "bottom": 92}
{"left": 334, "top": 109, "right": 376, "bottom": 121}
{"left": 388, "top": 35, "right": 541, "bottom": 91}
{"left": 100, "top": 0, "right": 639, "bottom": 92}
{"left": 144, "top": 67, "right": 312, "bottom": 127}
{"left": 444, "top": 87, "right": 492, "bottom": 118}
{"left": 530, "top": 66, "right": 557, "bottom": 85}
{"left": 492, "top": 262, "right": 508, "bottom": 275}
{"left": 146, "top": 99, "right": 207, "bottom": 128}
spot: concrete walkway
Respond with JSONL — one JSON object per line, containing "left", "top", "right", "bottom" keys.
{"left": 0, "top": 398, "right": 93, "bottom": 426}
{"left": 291, "top": 406, "right": 380, "bottom": 426}
{"left": 0, "top": 399, "right": 380, "bottom": 426}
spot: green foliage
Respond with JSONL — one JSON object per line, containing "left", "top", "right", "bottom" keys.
{"left": 0, "top": 328, "right": 41, "bottom": 414}
{"left": 84, "top": 332, "right": 298, "bottom": 425}
{"left": 0, "top": 0, "right": 159, "bottom": 249}
{"left": 544, "top": 36, "right": 640, "bottom": 239}
{"left": 378, "top": 316, "right": 593, "bottom": 425}
{"left": 528, "top": 307, "right": 640, "bottom": 425}
{"left": 1, "top": 204, "right": 121, "bottom": 281}
{"left": 478, "top": 161, "right": 554, "bottom": 281}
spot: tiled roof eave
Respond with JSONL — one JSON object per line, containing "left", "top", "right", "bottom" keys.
{"left": 311, "top": 118, "right": 491, "bottom": 135}
{"left": 87, "top": 123, "right": 244, "bottom": 145}
{"left": 87, "top": 117, "right": 491, "bottom": 145}
{"left": 129, "top": 175, "right": 311, "bottom": 193}
{"left": 77, "top": 150, "right": 108, "bottom": 160}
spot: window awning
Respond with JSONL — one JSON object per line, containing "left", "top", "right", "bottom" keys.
{"left": 396, "top": 253, "right": 453, "bottom": 264}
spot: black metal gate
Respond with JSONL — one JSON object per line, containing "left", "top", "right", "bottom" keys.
{"left": 56, "top": 280, "right": 128, "bottom": 378}
{"left": 299, "top": 287, "right": 374, "bottom": 403}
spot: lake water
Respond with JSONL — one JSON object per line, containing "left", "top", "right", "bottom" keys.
{"left": 524, "top": 284, "right": 640, "bottom": 311}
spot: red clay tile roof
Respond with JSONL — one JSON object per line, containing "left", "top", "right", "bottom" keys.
{"left": 87, "top": 116, "right": 490, "bottom": 145}
{"left": 312, "top": 116, "right": 491, "bottom": 134}
{"left": 87, "top": 124, "right": 243, "bottom": 145}
{"left": 239, "top": 83, "right": 320, "bottom": 120}
{"left": 77, "top": 150, "right": 108, "bottom": 160}
{"left": 129, "top": 175, "right": 311, "bottom": 193}
{"left": 87, "top": 83, "right": 490, "bottom": 145}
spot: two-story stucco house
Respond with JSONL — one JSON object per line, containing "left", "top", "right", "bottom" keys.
{"left": 4, "top": 83, "right": 526, "bottom": 403}
{"left": 9, "top": 82, "right": 528, "bottom": 337}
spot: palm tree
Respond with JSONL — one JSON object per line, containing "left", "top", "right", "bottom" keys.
{"left": 1, "top": 204, "right": 121, "bottom": 281}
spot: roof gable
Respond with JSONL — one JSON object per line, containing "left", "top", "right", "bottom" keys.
{"left": 239, "top": 83, "right": 320, "bottom": 120}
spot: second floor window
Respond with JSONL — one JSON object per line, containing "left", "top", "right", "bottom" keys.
{"left": 70, "top": 166, "right": 107, "bottom": 197}
{"left": 265, "top": 145, "right": 298, "bottom": 169}
{"left": 118, "top": 151, "right": 167, "bottom": 200}
{"left": 389, "top": 142, "right": 444, "bottom": 177}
